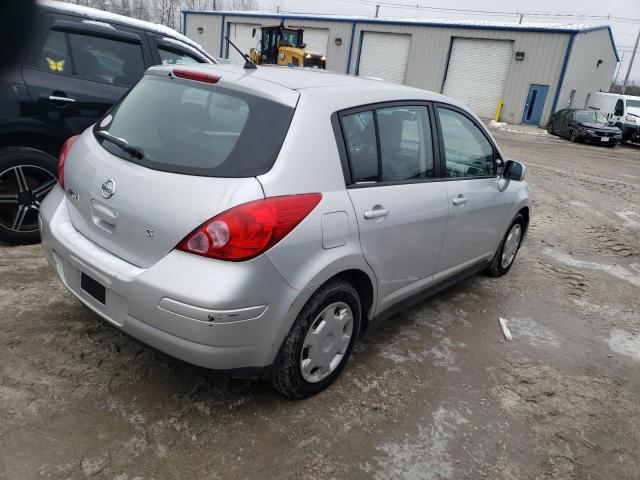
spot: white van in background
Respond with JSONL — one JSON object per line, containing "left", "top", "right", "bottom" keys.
{"left": 587, "top": 92, "right": 640, "bottom": 142}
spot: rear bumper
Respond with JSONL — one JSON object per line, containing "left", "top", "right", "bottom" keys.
{"left": 39, "top": 186, "right": 307, "bottom": 373}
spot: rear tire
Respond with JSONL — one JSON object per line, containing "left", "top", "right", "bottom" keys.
{"left": 0, "top": 147, "right": 58, "bottom": 245}
{"left": 486, "top": 213, "right": 525, "bottom": 277}
{"left": 270, "top": 279, "right": 361, "bottom": 399}
{"left": 547, "top": 122, "right": 555, "bottom": 135}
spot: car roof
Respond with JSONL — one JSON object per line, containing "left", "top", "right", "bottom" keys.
{"left": 37, "top": 0, "right": 211, "bottom": 58}
{"left": 147, "top": 63, "right": 459, "bottom": 111}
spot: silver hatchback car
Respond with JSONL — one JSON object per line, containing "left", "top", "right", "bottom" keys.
{"left": 40, "top": 64, "right": 530, "bottom": 398}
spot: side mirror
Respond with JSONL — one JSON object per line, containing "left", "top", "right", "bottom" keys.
{"left": 503, "top": 160, "right": 526, "bottom": 181}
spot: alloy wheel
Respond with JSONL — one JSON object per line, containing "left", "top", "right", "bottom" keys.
{"left": 0, "top": 165, "right": 57, "bottom": 233}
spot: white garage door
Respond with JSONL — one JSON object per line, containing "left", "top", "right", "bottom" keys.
{"left": 299, "top": 27, "right": 329, "bottom": 55}
{"left": 358, "top": 32, "right": 411, "bottom": 84}
{"left": 227, "top": 23, "right": 259, "bottom": 63}
{"left": 443, "top": 38, "right": 514, "bottom": 118}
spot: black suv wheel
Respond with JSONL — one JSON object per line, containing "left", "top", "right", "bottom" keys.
{"left": 0, "top": 147, "right": 58, "bottom": 245}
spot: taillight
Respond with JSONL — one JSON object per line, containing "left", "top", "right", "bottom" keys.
{"left": 177, "top": 193, "right": 322, "bottom": 261}
{"left": 58, "top": 134, "right": 80, "bottom": 189}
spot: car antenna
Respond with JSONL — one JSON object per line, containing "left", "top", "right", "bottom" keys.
{"left": 224, "top": 36, "right": 257, "bottom": 70}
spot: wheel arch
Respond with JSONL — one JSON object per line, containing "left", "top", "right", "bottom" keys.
{"left": 517, "top": 205, "right": 530, "bottom": 239}
{"left": 0, "top": 131, "right": 63, "bottom": 160}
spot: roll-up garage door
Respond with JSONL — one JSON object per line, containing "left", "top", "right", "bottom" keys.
{"left": 443, "top": 38, "right": 513, "bottom": 118}
{"left": 227, "top": 23, "right": 259, "bottom": 63}
{"left": 298, "top": 27, "right": 329, "bottom": 55}
{"left": 358, "top": 32, "right": 411, "bottom": 84}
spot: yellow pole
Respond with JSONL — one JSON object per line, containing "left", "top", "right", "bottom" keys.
{"left": 494, "top": 99, "right": 504, "bottom": 122}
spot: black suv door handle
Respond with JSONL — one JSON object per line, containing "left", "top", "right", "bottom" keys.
{"left": 42, "top": 92, "right": 76, "bottom": 104}
{"left": 47, "top": 95, "right": 75, "bottom": 103}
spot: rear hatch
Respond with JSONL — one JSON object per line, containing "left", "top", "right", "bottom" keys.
{"left": 63, "top": 67, "right": 298, "bottom": 268}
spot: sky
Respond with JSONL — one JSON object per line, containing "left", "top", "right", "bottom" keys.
{"left": 258, "top": 0, "right": 640, "bottom": 82}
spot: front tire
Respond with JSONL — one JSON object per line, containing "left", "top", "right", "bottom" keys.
{"left": 270, "top": 279, "right": 361, "bottom": 399}
{"left": 486, "top": 213, "right": 525, "bottom": 277}
{"left": 569, "top": 130, "right": 580, "bottom": 143}
{"left": 0, "top": 147, "right": 58, "bottom": 245}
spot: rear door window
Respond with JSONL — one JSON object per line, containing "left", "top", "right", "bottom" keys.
{"left": 341, "top": 111, "right": 378, "bottom": 182}
{"left": 32, "top": 28, "right": 145, "bottom": 87}
{"left": 341, "top": 105, "right": 435, "bottom": 183}
{"left": 95, "top": 74, "right": 295, "bottom": 177}
{"left": 377, "top": 106, "right": 433, "bottom": 181}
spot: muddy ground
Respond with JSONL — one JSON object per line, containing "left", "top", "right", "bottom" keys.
{"left": 1, "top": 127, "right": 639, "bottom": 479}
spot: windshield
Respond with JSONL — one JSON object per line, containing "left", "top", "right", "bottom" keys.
{"left": 575, "top": 110, "right": 607, "bottom": 124}
{"left": 627, "top": 99, "right": 640, "bottom": 111}
{"left": 279, "top": 29, "right": 300, "bottom": 47}
{"left": 94, "top": 75, "right": 295, "bottom": 177}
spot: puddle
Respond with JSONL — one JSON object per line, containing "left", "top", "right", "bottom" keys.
{"left": 543, "top": 248, "right": 640, "bottom": 287}
{"left": 608, "top": 329, "right": 640, "bottom": 362}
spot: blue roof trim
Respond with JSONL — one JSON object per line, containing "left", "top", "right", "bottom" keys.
{"left": 345, "top": 21, "right": 356, "bottom": 74}
{"left": 180, "top": 9, "right": 610, "bottom": 34}
{"left": 551, "top": 32, "right": 576, "bottom": 114}
{"left": 220, "top": 14, "right": 226, "bottom": 57}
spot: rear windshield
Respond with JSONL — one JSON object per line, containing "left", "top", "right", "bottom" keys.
{"left": 94, "top": 74, "right": 295, "bottom": 177}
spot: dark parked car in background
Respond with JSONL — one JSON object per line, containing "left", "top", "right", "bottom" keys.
{"left": 0, "top": 0, "right": 213, "bottom": 245}
{"left": 547, "top": 108, "right": 622, "bottom": 147}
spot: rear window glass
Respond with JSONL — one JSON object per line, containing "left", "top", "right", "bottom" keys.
{"left": 94, "top": 74, "right": 295, "bottom": 177}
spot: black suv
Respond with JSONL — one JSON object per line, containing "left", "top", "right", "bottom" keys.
{"left": 0, "top": 0, "right": 213, "bottom": 244}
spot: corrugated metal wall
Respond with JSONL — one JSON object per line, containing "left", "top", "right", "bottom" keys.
{"left": 349, "top": 23, "right": 569, "bottom": 125}
{"left": 183, "top": 12, "right": 616, "bottom": 125}
{"left": 184, "top": 12, "right": 222, "bottom": 57}
{"left": 557, "top": 29, "right": 618, "bottom": 112}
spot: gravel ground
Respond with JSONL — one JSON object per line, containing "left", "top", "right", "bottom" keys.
{"left": 0, "top": 128, "right": 639, "bottom": 479}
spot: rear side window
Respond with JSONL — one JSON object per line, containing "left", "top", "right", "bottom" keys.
{"left": 159, "top": 47, "right": 200, "bottom": 65}
{"left": 95, "top": 75, "right": 295, "bottom": 177}
{"left": 67, "top": 33, "right": 144, "bottom": 86}
{"left": 437, "top": 108, "right": 494, "bottom": 177}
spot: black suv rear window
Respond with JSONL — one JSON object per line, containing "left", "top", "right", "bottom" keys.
{"left": 94, "top": 74, "right": 295, "bottom": 177}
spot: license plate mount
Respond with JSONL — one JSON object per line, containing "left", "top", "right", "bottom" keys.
{"left": 81, "top": 272, "right": 106, "bottom": 304}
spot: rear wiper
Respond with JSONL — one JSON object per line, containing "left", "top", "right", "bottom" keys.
{"left": 95, "top": 130, "right": 144, "bottom": 159}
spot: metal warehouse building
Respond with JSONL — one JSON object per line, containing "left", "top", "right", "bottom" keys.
{"left": 181, "top": 11, "right": 619, "bottom": 126}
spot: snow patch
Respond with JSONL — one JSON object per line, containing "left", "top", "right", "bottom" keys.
{"left": 608, "top": 329, "right": 640, "bottom": 361}
{"left": 371, "top": 407, "right": 468, "bottom": 480}
{"left": 543, "top": 247, "right": 640, "bottom": 287}
{"left": 82, "top": 19, "right": 115, "bottom": 30}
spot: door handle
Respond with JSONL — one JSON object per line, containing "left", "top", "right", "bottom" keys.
{"left": 364, "top": 207, "right": 389, "bottom": 219}
{"left": 45, "top": 95, "right": 76, "bottom": 103}
{"left": 452, "top": 196, "right": 468, "bottom": 205}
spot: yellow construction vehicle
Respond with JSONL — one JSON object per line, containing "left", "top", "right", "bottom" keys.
{"left": 249, "top": 22, "right": 326, "bottom": 69}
